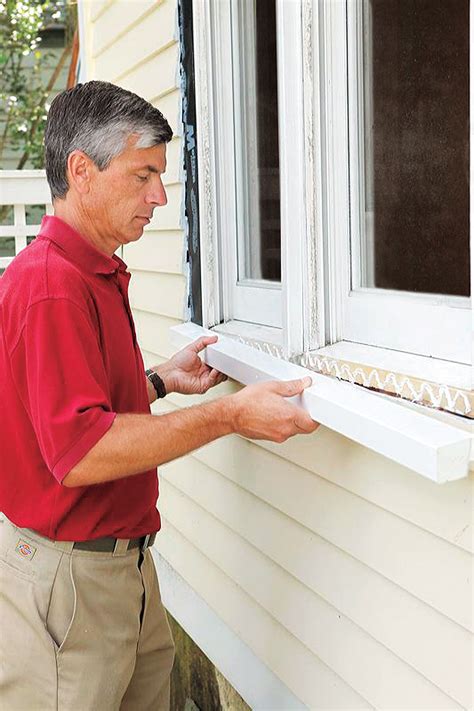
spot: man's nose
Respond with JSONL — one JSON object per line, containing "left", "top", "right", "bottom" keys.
{"left": 145, "top": 181, "right": 167, "bottom": 207}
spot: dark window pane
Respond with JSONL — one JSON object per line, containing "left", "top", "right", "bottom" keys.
{"left": 255, "top": 0, "right": 280, "bottom": 281}
{"left": 238, "top": 0, "right": 281, "bottom": 283}
{"left": 363, "top": 0, "right": 469, "bottom": 296}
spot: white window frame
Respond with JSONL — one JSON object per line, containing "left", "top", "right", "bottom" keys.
{"left": 193, "top": 0, "right": 473, "bottom": 388}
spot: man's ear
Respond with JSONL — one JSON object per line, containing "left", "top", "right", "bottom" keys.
{"left": 67, "top": 150, "right": 95, "bottom": 194}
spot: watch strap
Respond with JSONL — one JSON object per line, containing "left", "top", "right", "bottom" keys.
{"left": 145, "top": 368, "right": 167, "bottom": 399}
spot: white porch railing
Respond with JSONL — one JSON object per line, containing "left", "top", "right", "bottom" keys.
{"left": 0, "top": 170, "right": 52, "bottom": 273}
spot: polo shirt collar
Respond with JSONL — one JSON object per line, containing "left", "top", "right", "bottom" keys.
{"left": 37, "top": 215, "right": 128, "bottom": 276}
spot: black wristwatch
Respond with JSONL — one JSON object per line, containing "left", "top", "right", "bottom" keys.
{"left": 145, "top": 369, "right": 167, "bottom": 399}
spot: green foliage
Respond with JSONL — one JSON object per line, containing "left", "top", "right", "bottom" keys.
{"left": 0, "top": 0, "right": 76, "bottom": 169}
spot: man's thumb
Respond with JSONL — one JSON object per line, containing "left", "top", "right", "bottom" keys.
{"left": 278, "top": 376, "right": 313, "bottom": 397}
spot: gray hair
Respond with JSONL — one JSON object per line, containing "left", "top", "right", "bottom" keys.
{"left": 44, "top": 80, "right": 173, "bottom": 200}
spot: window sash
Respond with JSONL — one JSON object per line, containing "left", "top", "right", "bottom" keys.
{"left": 193, "top": 0, "right": 308, "bottom": 354}
{"left": 231, "top": 1, "right": 283, "bottom": 331}
{"left": 320, "top": 0, "right": 471, "bottom": 365}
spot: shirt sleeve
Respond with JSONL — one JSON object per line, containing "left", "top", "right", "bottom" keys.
{"left": 11, "top": 297, "right": 117, "bottom": 483}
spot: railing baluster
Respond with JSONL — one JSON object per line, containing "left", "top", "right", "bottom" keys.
{"left": 14, "top": 204, "right": 27, "bottom": 255}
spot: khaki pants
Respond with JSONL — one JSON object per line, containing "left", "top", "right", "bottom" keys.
{"left": 0, "top": 515, "right": 175, "bottom": 711}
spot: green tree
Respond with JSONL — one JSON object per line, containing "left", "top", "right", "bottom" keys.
{"left": 0, "top": 0, "right": 76, "bottom": 169}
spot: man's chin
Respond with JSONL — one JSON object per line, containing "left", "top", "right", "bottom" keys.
{"left": 126, "top": 225, "right": 145, "bottom": 242}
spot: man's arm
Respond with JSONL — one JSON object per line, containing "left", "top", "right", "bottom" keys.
{"left": 63, "top": 378, "right": 318, "bottom": 488}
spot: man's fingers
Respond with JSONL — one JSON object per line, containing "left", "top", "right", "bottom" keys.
{"left": 215, "top": 372, "right": 228, "bottom": 383}
{"left": 208, "top": 367, "right": 227, "bottom": 384}
{"left": 294, "top": 414, "right": 320, "bottom": 433}
{"left": 191, "top": 335, "right": 218, "bottom": 353}
{"left": 275, "top": 376, "right": 313, "bottom": 397}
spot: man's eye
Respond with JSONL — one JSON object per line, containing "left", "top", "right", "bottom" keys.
{"left": 136, "top": 175, "right": 149, "bottom": 182}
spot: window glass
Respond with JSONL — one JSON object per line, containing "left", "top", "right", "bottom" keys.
{"left": 354, "top": 0, "right": 469, "bottom": 296}
{"left": 235, "top": 0, "right": 281, "bottom": 283}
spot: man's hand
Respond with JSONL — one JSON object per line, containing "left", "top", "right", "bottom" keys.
{"left": 150, "top": 335, "right": 227, "bottom": 397}
{"left": 230, "top": 377, "right": 319, "bottom": 442}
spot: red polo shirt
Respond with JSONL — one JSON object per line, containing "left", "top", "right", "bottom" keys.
{"left": 0, "top": 215, "right": 161, "bottom": 540}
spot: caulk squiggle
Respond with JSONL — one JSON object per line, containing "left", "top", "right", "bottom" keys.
{"left": 300, "top": 352, "right": 471, "bottom": 416}
{"left": 230, "top": 334, "right": 472, "bottom": 417}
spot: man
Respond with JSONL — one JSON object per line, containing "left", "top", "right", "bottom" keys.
{"left": 0, "top": 81, "right": 318, "bottom": 710}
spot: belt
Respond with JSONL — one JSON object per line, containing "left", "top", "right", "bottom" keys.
{"left": 72, "top": 533, "right": 156, "bottom": 553}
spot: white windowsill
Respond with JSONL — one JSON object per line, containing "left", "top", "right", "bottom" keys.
{"left": 210, "top": 322, "right": 471, "bottom": 393}
{"left": 170, "top": 322, "right": 472, "bottom": 484}
{"left": 212, "top": 320, "right": 283, "bottom": 348}
{"left": 316, "top": 341, "right": 471, "bottom": 391}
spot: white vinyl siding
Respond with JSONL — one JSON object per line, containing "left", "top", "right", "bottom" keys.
{"left": 155, "top": 391, "right": 472, "bottom": 709}
{"left": 79, "top": 0, "right": 474, "bottom": 708}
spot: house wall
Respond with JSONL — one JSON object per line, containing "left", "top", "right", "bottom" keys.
{"left": 81, "top": 2, "right": 473, "bottom": 709}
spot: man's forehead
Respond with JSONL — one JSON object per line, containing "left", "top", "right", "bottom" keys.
{"left": 124, "top": 136, "right": 167, "bottom": 170}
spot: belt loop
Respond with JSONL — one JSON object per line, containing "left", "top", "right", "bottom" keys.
{"left": 113, "top": 539, "right": 129, "bottom": 557}
{"left": 141, "top": 534, "right": 151, "bottom": 552}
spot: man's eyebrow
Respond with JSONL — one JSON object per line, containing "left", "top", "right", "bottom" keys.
{"left": 138, "top": 164, "right": 166, "bottom": 174}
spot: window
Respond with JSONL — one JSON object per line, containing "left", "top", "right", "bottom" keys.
{"left": 192, "top": 0, "right": 472, "bottom": 395}
{"left": 193, "top": 0, "right": 307, "bottom": 349}
{"left": 339, "top": 0, "right": 470, "bottom": 363}
{"left": 229, "top": 0, "right": 283, "bottom": 328}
